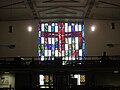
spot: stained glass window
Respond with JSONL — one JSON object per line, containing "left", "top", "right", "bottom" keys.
{"left": 38, "top": 22, "right": 85, "bottom": 64}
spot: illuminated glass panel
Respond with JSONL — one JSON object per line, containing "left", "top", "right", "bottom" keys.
{"left": 39, "top": 74, "right": 53, "bottom": 88}
{"left": 71, "top": 74, "right": 86, "bottom": 85}
{"left": 80, "top": 75, "right": 85, "bottom": 83}
{"left": 38, "top": 22, "right": 85, "bottom": 62}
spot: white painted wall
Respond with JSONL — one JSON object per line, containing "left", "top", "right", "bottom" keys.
{"left": 85, "top": 20, "right": 120, "bottom": 56}
{"left": 0, "top": 20, "right": 38, "bottom": 57}
{"left": 0, "top": 20, "right": 120, "bottom": 57}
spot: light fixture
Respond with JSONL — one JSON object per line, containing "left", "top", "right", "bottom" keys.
{"left": 4, "top": 72, "right": 10, "bottom": 74}
{"left": 106, "top": 44, "right": 114, "bottom": 48}
{"left": 106, "top": 43, "right": 120, "bottom": 48}
{"left": 91, "top": 25, "right": 95, "bottom": 32}
{"left": 113, "top": 70, "right": 119, "bottom": 74}
{"left": 0, "top": 44, "right": 15, "bottom": 49}
{"left": 8, "top": 45, "right": 16, "bottom": 48}
{"left": 28, "top": 26, "right": 32, "bottom": 32}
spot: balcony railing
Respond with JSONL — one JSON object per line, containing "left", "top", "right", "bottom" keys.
{"left": 0, "top": 56, "right": 120, "bottom": 66}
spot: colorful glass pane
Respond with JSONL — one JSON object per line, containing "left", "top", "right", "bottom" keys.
{"left": 38, "top": 22, "right": 85, "bottom": 62}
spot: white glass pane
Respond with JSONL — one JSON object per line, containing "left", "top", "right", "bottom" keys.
{"left": 48, "top": 25, "right": 51, "bottom": 32}
{"left": 38, "top": 50, "right": 40, "bottom": 56}
{"left": 68, "top": 38, "right": 71, "bottom": 44}
{"left": 82, "top": 31, "right": 84, "bottom": 37}
{"left": 72, "top": 23, "right": 74, "bottom": 26}
{"left": 45, "top": 23, "right": 48, "bottom": 26}
{"left": 62, "top": 62, "right": 65, "bottom": 65}
{"left": 62, "top": 50, "right": 65, "bottom": 56}
{"left": 79, "top": 57, "right": 82, "bottom": 60}
{"left": 41, "top": 56, "right": 44, "bottom": 61}
{"left": 48, "top": 38, "right": 51, "bottom": 44}
{"left": 79, "top": 49, "right": 82, "bottom": 56}
{"left": 68, "top": 25, "right": 71, "bottom": 32}
{"left": 39, "top": 31, "right": 41, "bottom": 37}
{"left": 65, "top": 44, "right": 68, "bottom": 50}
{"left": 59, "top": 52, "right": 61, "bottom": 56}
{"left": 75, "top": 37, "right": 78, "bottom": 44}
{"left": 65, "top": 38, "right": 68, "bottom": 43}
{"left": 55, "top": 26, "right": 58, "bottom": 32}
{"left": 48, "top": 50, "right": 51, "bottom": 56}
{"left": 65, "top": 57, "right": 68, "bottom": 60}
{"left": 52, "top": 23, "right": 54, "bottom": 26}
{"left": 75, "top": 24, "right": 78, "bottom": 31}
{"left": 65, "top": 50, "right": 68, "bottom": 56}
{"left": 74, "top": 75, "right": 80, "bottom": 85}
{"left": 69, "top": 57, "right": 72, "bottom": 60}
{"left": 45, "top": 50, "right": 48, "bottom": 56}
{"left": 65, "top": 23, "right": 68, "bottom": 32}
{"left": 72, "top": 57, "right": 75, "bottom": 60}
{"left": 79, "top": 24, "right": 82, "bottom": 31}
{"left": 41, "top": 86, "right": 45, "bottom": 88}
{"left": 74, "top": 74, "right": 78, "bottom": 78}
{"left": 78, "top": 75, "right": 81, "bottom": 85}
{"left": 41, "top": 24, "right": 44, "bottom": 31}
{"left": 52, "top": 50, "right": 54, "bottom": 56}
{"left": 75, "top": 44, "right": 78, "bottom": 50}
{"left": 39, "top": 75, "right": 44, "bottom": 85}
{"left": 52, "top": 45, "right": 54, "bottom": 50}
{"left": 41, "top": 37, "right": 44, "bottom": 44}
{"left": 55, "top": 50, "right": 58, "bottom": 57}
{"left": 52, "top": 38, "right": 55, "bottom": 44}
{"left": 83, "top": 43, "right": 85, "bottom": 49}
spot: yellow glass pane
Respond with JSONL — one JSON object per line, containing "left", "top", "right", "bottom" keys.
{"left": 44, "top": 75, "right": 49, "bottom": 82}
{"left": 80, "top": 75, "right": 85, "bottom": 82}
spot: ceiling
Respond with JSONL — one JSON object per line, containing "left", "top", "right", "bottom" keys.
{"left": 0, "top": 0, "right": 120, "bottom": 21}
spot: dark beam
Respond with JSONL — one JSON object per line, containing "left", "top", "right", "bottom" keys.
{"left": 98, "top": 1, "right": 120, "bottom": 7}
{"left": 34, "top": 0, "right": 88, "bottom": 8}
{"left": 43, "top": 0, "right": 79, "bottom": 3}
{"left": 27, "top": 0, "right": 38, "bottom": 19}
{"left": 37, "top": 5, "right": 86, "bottom": 8}
{"left": 0, "top": 1, "right": 25, "bottom": 8}
{"left": 85, "top": 0, "right": 95, "bottom": 18}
